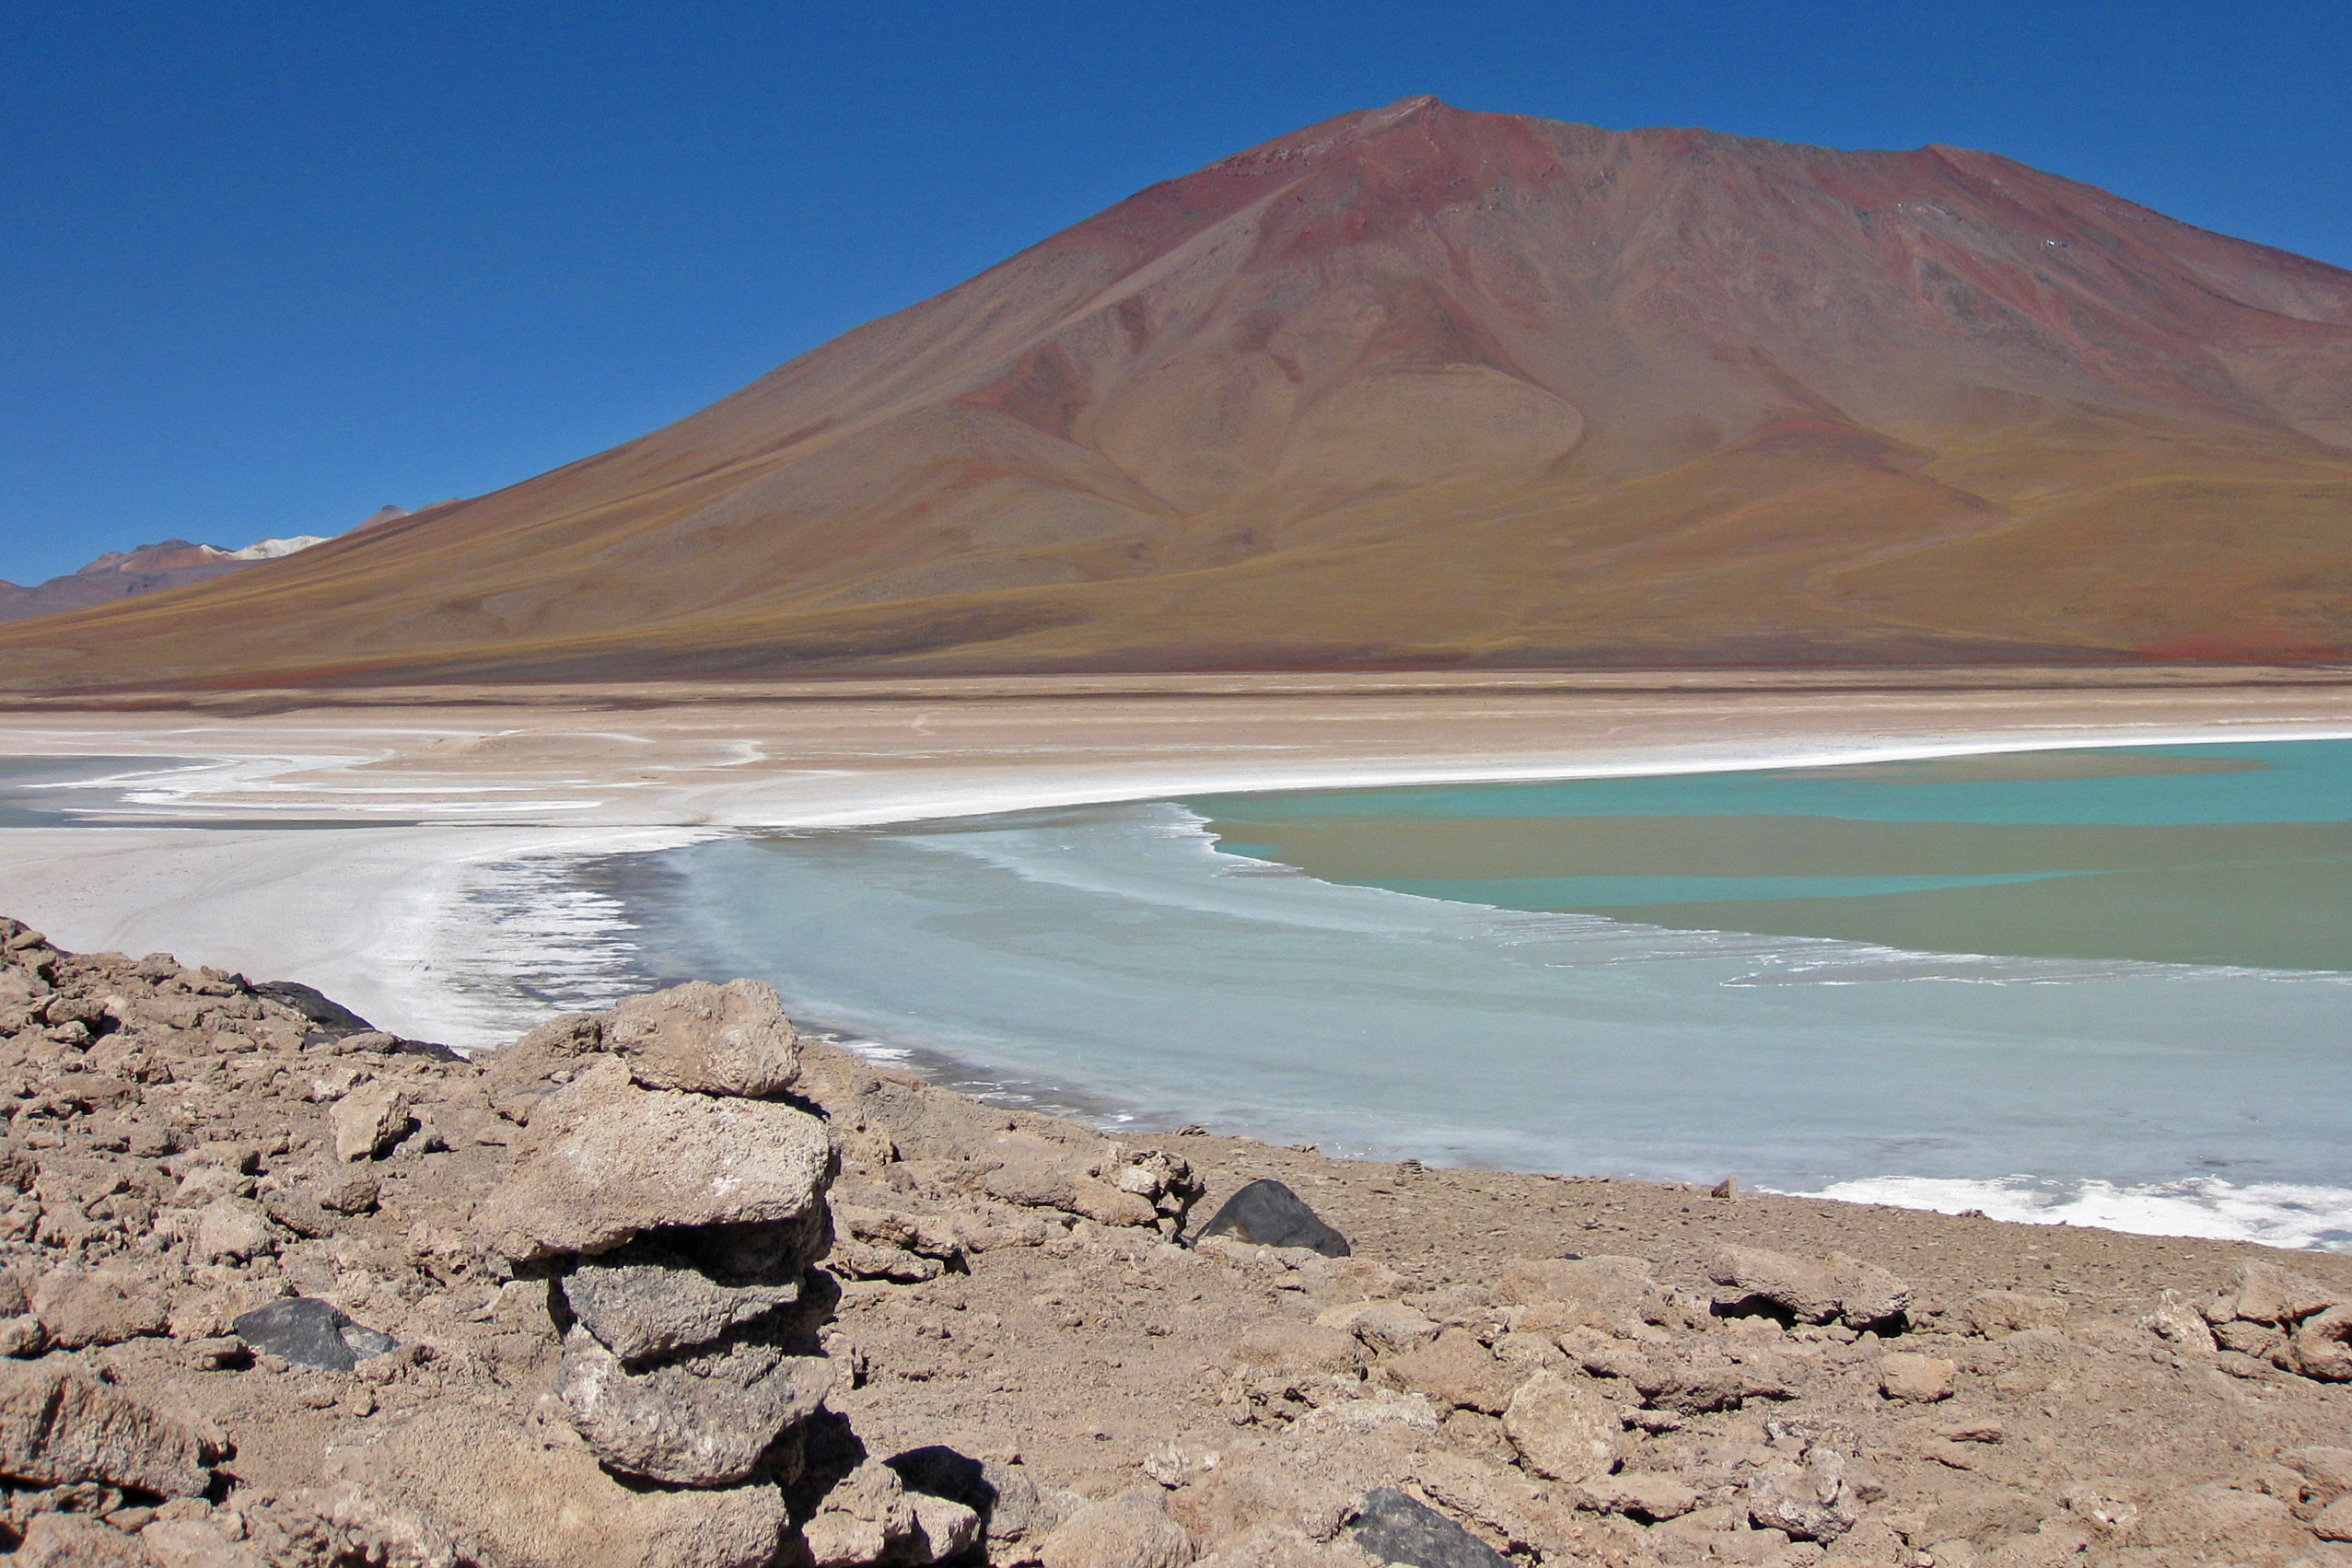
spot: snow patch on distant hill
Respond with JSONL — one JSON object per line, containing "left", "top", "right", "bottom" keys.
{"left": 0, "top": 509, "right": 393, "bottom": 623}
{"left": 227, "top": 535, "right": 331, "bottom": 562}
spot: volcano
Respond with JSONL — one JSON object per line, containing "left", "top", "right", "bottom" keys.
{"left": 8, "top": 97, "right": 2351, "bottom": 689}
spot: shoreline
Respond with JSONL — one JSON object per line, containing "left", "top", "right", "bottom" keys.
{"left": 4, "top": 676, "right": 2351, "bottom": 1249}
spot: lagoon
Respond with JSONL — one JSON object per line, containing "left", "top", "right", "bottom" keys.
{"left": 613, "top": 740, "right": 2352, "bottom": 1249}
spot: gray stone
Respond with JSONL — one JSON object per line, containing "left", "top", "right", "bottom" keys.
{"left": 474, "top": 1062, "right": 833, "bottom": 1263}
{"left": 1707, "top": 1244, "right": 1911, "bottom": 1330}
{"left": 561, "top": 1237, "right": 809, "bottom": 1363}
{"left": 801, "top": 1458, "right": 918, "bottom": 1567}
{"left": 602, "top": 980, "right": 801, "bottom": 1097}
{"left": 1349, "top": 1486, "right": 1510, "bottom": 1568}
{"left": 556, "top": 1320, "right": 833, "bottom": 1487}
{"left": 332, "top": 1083, "right": 413, "bottom": 1162}
{"left": 1194, "top": 1179, "right": 1348, "bottom": 1258}
{"left": 232, "top": 1296, "right": 397, "bottom": 1373}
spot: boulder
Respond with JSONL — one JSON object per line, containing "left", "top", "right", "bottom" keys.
{"left": 1631, "top": 1361, "right": 1795, "bottom": 1414}
{"left": 1317, "top": 1299, "right": 1441, "bottom": 1354}
{"left": 15, "top": 1511, "right": 154, "bottom": 1567}
{"left": 1965, "top": 1290, "right": 2067, "bottom": 1338}
{"left": 799, "top": 1458, "right": 918, "bottom": 1567}
{"left": 32, "top": 1267, "right": 168, "bottom": 1349}
{"left": 139, "top": 1516, "right": 267, "bottom": 1568}
{"left": 561, "top": 1237, "right": 808, "bottom": 1363}
{"left": 972, "top": 1134, "right": 1080, "bottom": 1211}
{"left": 2290, "top": 1303, "right": 2352, "bottom": 1381}
{"left": 2281, "top": 1446, "right": 2352, "bottom": 1499}
{"left": 887, "top": 1446, "right": 1060, "bottom": 1555}
{"left": 0, "top": 1359, "right": 215, "bottom": 1496}
{"left": 1195, "top": 1179, "right": 1348, "bottom": 1257}
{"left": 1230, "top": 1322, "right": 1365, "bottom": 1380}
{"left": 903, "top": 1492, "right": 985, "bottom": 1564}
{"left": 260, "top": 1184, "right": 337, "bottom": 1239}
{"left": 601, "top": 980, "right": 801, "bottom": 1098}
{"left": 555, "top": 1321, "right": 833, "bottom": 1486}
{"left": 1378, "top": 1329, "right": 1515, "bottom": 1414}
{"left": 2191, "top": 1260, "right": 2352, "bottom": 1381}
{"left": 312, "top": 1167, "right": 380, "bottom": 1215}
{"left": 2140, "top": 1289, "right": 2218, "bottom": 1352}
{"left": 332, "top": 1082, "right": 413, "bottom": 1162}
{"left": 1038, "top": 1491, "right": 1196, "bottom": 1568}
{"left": 1347, "top": 1486, "right": 1510, "bottom": 1568}
{"left": 1745, "top": 1458, "right": 1857, "bottom": 1542}
{"left": 1497, "top": 1255, "right": 1656, "bottom": 1319}
{"left": 1877, "top": 1351, "right": 1957, "bottom": 1403}
{"left": 322, "top": 1403, "right": 789, "bottom": 1568}
{"left": 1706, "top": 1245, "right": 1910, "bottom": 1330}
{"left": 1585, "top": 1471, "right": 1699, "bottom": 1522}
{"left": 1499, "top": 1370, "right": 1621, "bottom": 1483}
{"left": 474, "top": 1062, "right": 833, "bottom": 1262}
{"left": 232, "top": 1297, "right": 397, "bottom": 1373}
{"left": 193, "top": 1197, "right": 277, "bottom": 1264}
{"left": 2208, "top": 1260, "right": 2344, "bottom": 1326}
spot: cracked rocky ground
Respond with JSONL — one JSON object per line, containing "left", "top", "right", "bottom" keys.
{"left": 2, "top": 912, "right": 2351, "bottom": 1566}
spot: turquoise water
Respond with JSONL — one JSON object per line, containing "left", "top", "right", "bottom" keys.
{"left": 1200, "top": 743, "right": 2352, "bottom": 826}
{"left": 1190, "top": 744, "right": 2352, "bottom": 971}
{"left": 614, "top": 740, "right": 2352, "bottom": 1249}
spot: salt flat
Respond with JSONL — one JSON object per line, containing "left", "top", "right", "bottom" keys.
{"left": 1, "top": 668, "right": 2348, "bottom": 1049}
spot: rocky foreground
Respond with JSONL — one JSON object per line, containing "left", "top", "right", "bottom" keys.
{"left": 2, "top": 917, "right": 2352, "bottom": 1566}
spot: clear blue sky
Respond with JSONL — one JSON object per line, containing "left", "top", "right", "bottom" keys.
{"left": 5, "top": 0, "right": 2347, "bottom": 584}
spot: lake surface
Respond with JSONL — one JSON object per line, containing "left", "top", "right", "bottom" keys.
{"left": 1189, "top": 742, "right": 2352, "bottom": 972}
{"left": 615, "top": 740, "right": 2352, "bottom": 1249}
{"left": 0, "top": 757, "right": 207, "bottom": 826}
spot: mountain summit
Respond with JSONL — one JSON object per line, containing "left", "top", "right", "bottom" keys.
{"left": 8, "top": 99, "right": 2350, "bottom": 687}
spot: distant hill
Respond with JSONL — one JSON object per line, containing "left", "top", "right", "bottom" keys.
{"left": 5, "top": 98, "right": 2349, "bottom": 688}
{"left": 0, "top": 514, "right": 389, "bottom": 624}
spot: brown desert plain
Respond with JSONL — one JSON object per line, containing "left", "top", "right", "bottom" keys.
{"left": 1, "top": 96, "right": 2350, "bottom": 688}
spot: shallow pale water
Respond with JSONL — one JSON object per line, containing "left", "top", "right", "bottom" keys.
{"left": 0, "top": 757, "right": 204, "bottom": 826}
{"left": 614, "top": 740, "right": 2352, "bottom": 1250}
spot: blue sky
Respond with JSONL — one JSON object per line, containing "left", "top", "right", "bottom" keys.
{"left": 4, "top": 0, "right": 2347, "bottom": 584}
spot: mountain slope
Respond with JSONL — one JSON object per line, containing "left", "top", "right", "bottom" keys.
{"left": 6, "top": 97, "right": 2350, "bottom": 689}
